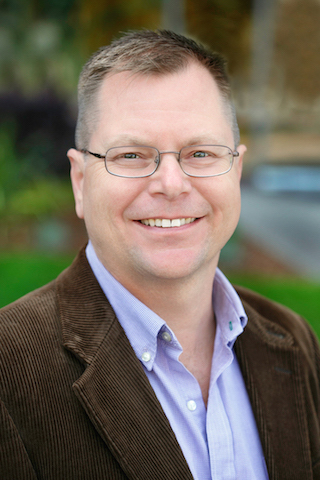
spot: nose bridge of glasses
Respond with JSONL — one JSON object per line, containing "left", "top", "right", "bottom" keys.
{"left": 154, "top": 151, "right": 185, "bottom": 177}
{"left": 157, "top": 150, "right": 181, "bottom": 163}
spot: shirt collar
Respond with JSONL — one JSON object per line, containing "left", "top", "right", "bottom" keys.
{"left": 213, "top": 268, "right": 247, "bottom": 348}
{"left": 86, "top": 242, "right": 179, "bottom": 371}
{"left": 86, "top": 241, "right": 247, "bottom": 369}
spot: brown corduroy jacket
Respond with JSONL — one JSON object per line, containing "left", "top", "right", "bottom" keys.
{"left": 0, "top": 248, "right": 319, "bottom": 479}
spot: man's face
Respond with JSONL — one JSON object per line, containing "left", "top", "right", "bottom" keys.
{"left": 68, "top": 62, "right": 245, "bottom": 290}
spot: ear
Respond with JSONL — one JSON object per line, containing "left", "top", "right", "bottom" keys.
{"left": 235, "top": 144, "right": 246, "bottom": 181}
{"left": 67, "top": 148, "right": 85, "bottom": 219}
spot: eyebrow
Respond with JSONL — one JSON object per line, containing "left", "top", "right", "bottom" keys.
{"left": 185, "top": 135, "right": 225, "bottom": 146}
{"left": 106, "top": 135, "right": 149, "bottom": 148}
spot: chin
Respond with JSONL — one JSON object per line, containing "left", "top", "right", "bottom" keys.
{"left": 134, "top": 249, "right": 216, "bottom": 282}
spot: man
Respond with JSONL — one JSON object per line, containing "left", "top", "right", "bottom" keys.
{"left": 0, "top": 30, "right": 319, "bottom": 480}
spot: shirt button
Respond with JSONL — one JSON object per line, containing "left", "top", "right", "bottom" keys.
{"left": 187, "top": 400, "right": 197, "bottom": 411}
{"left": 141, "top": 352, "right": 151, "bottom": 362}
{"left": 161, "top": 331, "right": 172, "bottom": 342}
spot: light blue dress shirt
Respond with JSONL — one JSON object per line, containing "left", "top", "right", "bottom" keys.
{"left": 86, "top": 242, "right": 269, "bottom": 480}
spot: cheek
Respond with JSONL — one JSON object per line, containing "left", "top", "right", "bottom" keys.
{"left": 223, "top": 184, "right": 242, "bottom": 222}
{"left": 81, "top": 174, "right": 111, "bottom": 239}
{"left": 203, "top": 179, "right": 242, "bottom": 241}
{"left": 203, "top": 176, "right": 241, "bottom": 213}
{"left": 82, "top": 174, "right": 144, "bottom": 230}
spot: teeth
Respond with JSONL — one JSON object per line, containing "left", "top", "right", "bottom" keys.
{"left": 162, "top": 219, "right": 171, "bottom": 228}
{"left": 140, "top": 218, "right": 196, "bottom": 228}
{"left": 171, "top": 219, "right": 181, "bottom": 227}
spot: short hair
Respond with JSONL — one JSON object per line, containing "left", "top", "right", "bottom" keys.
{"left": 75, "top": 29, "right": 240, "bottom": 150}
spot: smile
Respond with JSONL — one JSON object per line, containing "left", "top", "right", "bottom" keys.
{"left": 140, "top": 218, "right": 196, "bottom": 228}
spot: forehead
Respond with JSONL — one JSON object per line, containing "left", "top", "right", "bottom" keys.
{"left": 92, "top": 62, "right": 232, "bottom": 146}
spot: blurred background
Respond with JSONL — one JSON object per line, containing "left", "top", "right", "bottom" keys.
{"left": 0, "top": 0, "right": 319, "bottom": 333}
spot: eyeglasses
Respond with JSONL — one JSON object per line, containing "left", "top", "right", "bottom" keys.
{"left": 81, "top": 145, "right": 239, "bottom": 178}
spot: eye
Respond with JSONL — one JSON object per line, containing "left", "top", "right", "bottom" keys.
{"left": 192, "top": 151, "right": 210, "bottom": 158}
{"left": 121, "top": 152, "right": 141, "bottom": 159}
{"left": 187, "top": 149, "right": 217, "bottom": 159}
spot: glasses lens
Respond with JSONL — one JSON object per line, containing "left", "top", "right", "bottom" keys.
{"left": 105, "top": 146, "right": 158, "bottom": 177}
{"left": 180, "top": 145, "right": 233, "bottom": 177}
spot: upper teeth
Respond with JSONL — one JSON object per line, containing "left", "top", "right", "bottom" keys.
{"left": 140, "top": 218, "right": 196, "bottom": 228}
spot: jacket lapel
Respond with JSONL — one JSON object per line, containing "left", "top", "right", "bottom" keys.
{"left": 235, "top": 292, "right": 313, "bottom": 480}
{"left": 57, "top": 249, "right": 193, "bottom": 480}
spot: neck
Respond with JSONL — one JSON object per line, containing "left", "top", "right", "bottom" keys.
{"left": 134, "top": 272, "right": 216, "bottom": 407}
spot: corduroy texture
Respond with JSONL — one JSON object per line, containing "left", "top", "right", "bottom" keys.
{"left": 0, "top": 247, "right": 319, "bottom": 479}
{"left": 234, "top": 287, "right": 320, "bottom": 480}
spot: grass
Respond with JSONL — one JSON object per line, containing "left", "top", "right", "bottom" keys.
{"left": 0, "top": 252, "right": 74, "bottom": 307}
{"left": 0, "top": 252, "right": 319, "bottom": 338}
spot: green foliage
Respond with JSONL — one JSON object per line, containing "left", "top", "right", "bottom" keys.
{"left": 0, "top": 125, "right": 14, "bottom": 185}
{"left": 0, "top": 0, "right": 84, "bottom": 94}
{"left": 0, "top": 123, "right": 74, "bottom": 222}
{"left": 8, "top": 179, "right": 74, "bottom": 219}
{"left": 0, "top": 122, "right": 25, "bottom": 213}
{"left": 0, "top": 0, "right": 162, "bottom": 95}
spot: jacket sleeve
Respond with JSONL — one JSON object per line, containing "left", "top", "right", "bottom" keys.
{"left": 0, "top": 398, "right": 37, "bottom": 479}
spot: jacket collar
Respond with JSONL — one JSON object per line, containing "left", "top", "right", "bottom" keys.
{"left": 57, "top": 248, "right": 193, "bottom": 480}
{"left": 235, "top": 286, "right": 314, "bottom": 480}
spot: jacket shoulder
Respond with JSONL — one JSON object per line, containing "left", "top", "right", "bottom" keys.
{"left": 235, "top": 284, "right": 320, "bottom": 366}
{"left": 0, "top": 279, "right": 58, "bottom": 329}
{"left": 0, "top": 279, "right": 60, "bottom": 370}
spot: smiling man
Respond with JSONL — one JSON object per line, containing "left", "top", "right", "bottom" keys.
{"left": 0, "top": 31, "right": 319, "bottom": 480}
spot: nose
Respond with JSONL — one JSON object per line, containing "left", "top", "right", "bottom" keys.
{"left": 148, "top": 151, "right": 192, "bottom": 198}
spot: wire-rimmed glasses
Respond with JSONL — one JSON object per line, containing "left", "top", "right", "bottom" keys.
{"left": 81, "top": 145, "right": 239, "bottom": 178}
